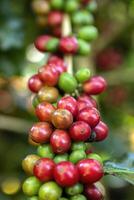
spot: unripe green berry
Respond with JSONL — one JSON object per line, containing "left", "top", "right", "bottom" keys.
{"left": 70, "top": 194, "right": 86, "bottom": 200}
{"left": 51, "top": 0, "right": 63, "bottom": 10}
{"left": 46, "top": 38, "right": 59, "bottom": 52}
{"left": 75, "top": 68, "right": 91, "bottom": 83}
{"left": 54, "top": 154, "right": 69, "bottom": 163}
{"left": 78, "top": 26, "right": 98, "bottom": 41}
{"left": 77, "top": 39, "right": 91, "bottom": 55}
{"left": 87, "top": 153, "right": 103, "bottom": 164}
{"left": 71, "top": 142, "right": 86, "bottom": 151}
{"left": 72, "top": 11, "right": 94, "bottom": 25}
{"left": 69, "top": 150, "right": 86, "bottom": 164}
{"left": 37, "top": 144, "right": 54, "bottom": 158}
{"left": 65, "top": 0, "right": 79, "bottom": 13}
{"left": 65, "top": 183, "right": 83, "bottom": 196}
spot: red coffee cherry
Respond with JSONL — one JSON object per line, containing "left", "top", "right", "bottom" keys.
{"left": 38, "top": 64, "right": 59, "bottom": 86}
{"left": 94, "top": 121, "right": 109, "bottom": 141}
{"left": 54, "top": 161, "right": 79, "bottom": 187}
{"left": 35, "top": 35, "right": 52, "bottom": 52}
{"left": 77, "top": 159, "right": 103, "bottom": 184}
{"left": 29, "top": 122, "right": 53, "bottom": 143}
{"left": 28, "top": 74, "right": 43, "bottom": 93}
{"left": 59, "top": 37, "right": 78, "bottom": 54}
{"left": 33, "top": 158, "right": 55, "bottom": 182}
{"left": 77, "top": 107, "right": 100, "bottom": 128}
{"left": 69, "top": 121, "right": 91, "bottom": 141}
{"left": 35, "top": 102, "right": 56, "bottom": 122}
{"left": 58, "top": 96, "right": 78, "bottom": 117}
{"left": 47, "top": 11, "right": 63, "bottom": 26}
{"left": 77, "top": 94, "right": 97, "bottom": 108}
{"left": 84, "top": 183, "right": 104, "bottom": 200}
{"left": 50, "top": 130, "right": 71, "bottom": 154}
{"left": 48, "top": 55, "right": 67, "bottom": 74}
{"left": 83, "top": 76, "right": 107, "bottom": 95}
{"left": 52, "top": 109, "right": 73, "bottom": 129}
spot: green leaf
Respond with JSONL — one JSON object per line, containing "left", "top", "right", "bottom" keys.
{"left": 104, "top": 156, "right": 134, "bottom": 185}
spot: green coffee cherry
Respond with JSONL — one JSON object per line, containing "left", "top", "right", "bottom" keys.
{"left": 32, "top": 95, "right": 39, "bottom": 108}
{"left": 65, "top": 0, "right": 79, "bottom": 13}
{"left": 87, "top": 1, "right": 97, "bottom": 12}
{"left": 71, "top": 142, "right": 86, "bottom": 151}
{"left": 27, "top": 197, "right": 38, "bottom": 200}
{"left": 37, "top": 144, "right": 55, "bottom": 158}
{"left": 58, "top": 72, "right": 78, "bottom": 93}
{"left": 75, "top": 68, "right": 91, "bottom": 83}
{"left": 87, "top": 153, "right": 103, "bottom": 164}
{"left": 22, "top": 177, "right": 41, "bottom": 197}
{"left": 69, "top": 150, "right": 86, "bottom": 164}
{"left": 65, "top": 183, "right": 83, "bottom": 196}
{"left": 78, "top": 26, "right": 98, "bottom": 41}
{"left": 78, "top": 39, "right": 91, "bottom": 55}
{"left": 51, "top": 0, "right": 63, "bottom": 10}
{"left": 72, "top": 11, "right": 94, "bottom": 25}
{"left": 54, "top": 154, "right": 69, "bottom": 163}
{"left": 70, "top": 194, "right": 86, "bottom": 200}
{"left": 46, "top": 38, "right": 59, "bottom": 52}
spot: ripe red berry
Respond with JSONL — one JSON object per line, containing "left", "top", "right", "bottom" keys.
{"left": 38, "top": 64, "right": 59, "bottom": 86}
{"left": 52, "top": 109, "right": 73, "bottom": 129}
{"left": 28, "top": 74, "right": 43, "bottom": 93}
{"left": 93, "top": 121, "right": 109, "bottom": 141}
{"left": 35, "top": 35, "right": 52, "bottom": 52}
{"left": 77, "top": 100, "right": 93, "bottom": 112}
{"left": 77, "top": 159, "right": 103, "bottom": 184}
{"left": 77, "top": 107, "right": 100, "bottom": 128}
{"left": 77, "top": 94, "right": 97, "bottom": 108}
{"left": 54, "top": 161, "right": 79, "bottom": 187}
{"left": 59, "top": 37, "right": 78, "bottom": 54}
{"left": 47, "top": 11, "right": 63, "bottom": 26}
{"left": 35, "top": 102, "right": 56, "bottom": 122}
{"left": 33, "top": 158, "right": 55, "bottom": 182}
{"left": 58, "top": 96, "right": 78, "bottom": 117}
{"left": 69, "top": 121, "right": 91, "bottom": 141}
{"left": 29, "top": 122, "right": 53, "bottom": 143}
{"left": 48, "top": 56, "right": 67, "bottom": 74}
{"left": 50, "top": 130, "right": 71, "bottom": 154}
{"left": 83, "top": 76, "right": 107, "bottom": 95}
{"left": 84, "top": 183, "right": 104, "bottom": 200}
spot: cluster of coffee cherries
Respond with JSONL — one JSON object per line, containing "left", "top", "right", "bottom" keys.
{"left": 22, "top": 55, "right": 108, "bottom": 200}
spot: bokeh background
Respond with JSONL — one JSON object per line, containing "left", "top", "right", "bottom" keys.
{"left": 0, "top": 0, "right": 134, "bottom": 199}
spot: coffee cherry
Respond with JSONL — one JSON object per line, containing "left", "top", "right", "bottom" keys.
{"left": 54, "top": 161, "right": 79, "bottom": 187}
{"left": 69, "top": 121, "right": 91, "bottom": 141}
{"left": 70, "top": 194, "right": 86, "bottom": 200}
{"left": 77, "top": 39, "right": 91, "bottom": 55}
{"left": 84, "top": 183, "right": 104, "bottom": 200}
{"left": 75, "top": 68, "right": 91, "bottom": 83}
{"left": 39, "top": 181, "right": 62, "bottom": 200}
{"left": 47, "top": 11, "right": 63, "bottom": 26}
{"left": 28, "top": 135, "right": 40, "bottom": 147}
{"left": 22, "top": 154, "right": 40, "bottom": 175}
{"left": 35, "top": 102, "right": 56, "bottom": 122}
{"left": 77, "top": 100, "right": 93, "bottom": 112}
{"left": 87, "top": 1, "right": 97, "bottom": 12}
{"left": 69, "top": 150, "right": 86, "bottom": 164}
{"left": 37, "top": 144, "right": 55, "bottom": 159}
{"left": 87, "top": 153, "right": 103, "bottom": 164}
{"left": 65, "top": 0, "right": 79, "bottom": 13}
{"left": 72, "top": 11, "right": 94, "bottom": 25}
{"left": 54, "top": 153, "right": 69, "bottom": 163}
{"left": 93, "top": 121, "right": 109, "bottom": 141}
{"left": 77, "top": 107, "right": 100, "bottom": 128}
{"left": 52, "top": 109, "right": 73, "bottom": 129}
{"left": 78, "top": 26, "right": 98, "bottom": 41}
{"left": 77, "top": 159, "right": 104, "bottom": 184}
{"left": 50, "top": 130, "right": 71, "bottom": 154}
{"left": 58, "top": 72, "right": 78, "bottom": 93}
{"left": 38, "top": 86, "right": 59, "bottom": 103}
{"left": 77, "top": 94, "right": 97, "bottom": 108}
{"left": 58, "top": 96, "right": 78, "bottom": 117}
{"left": 59, "top": 37, "right": 78, "bottom": 54}
{"left": 51, "top": 0, "right": 63, "bottom": 10}
{"left": 32, "top": 95, "right": 40, "bottom": 108}
{"left": 33, "top": 158, "right": 55, "bottom": 182}
{"left": 65, "top": 183, "right": 83, "bottom": 196}
{"left": 38, "top": 64, "right": 59, "bottom": 86}
{"left": 22, "top": 176, "right": 41, "bottom": 196}
{"left": 27, "top": 197, "right": 38, "bottom": 200}
{"left": 32, "top": 0, "right": 50, "bottom": 15}
{"left": 83, "top": 76, "right": 107, "bottom": 95}
{"left": 35, "top": 35, "right": 52, "bottom": 52}
{"left": 28, "top": 74, "right": 43, "bottom": 93}
{"left": 71, "top": 142, "right": 86, "bottom": 151}
{"left": 46, "top": 38, "right": 60, "bottom": 52}
{"left": 29, "top": 122, "right": 53, "bottom": 144}
{"left": 48, "top": 56, "right": 67, "bottom": 74}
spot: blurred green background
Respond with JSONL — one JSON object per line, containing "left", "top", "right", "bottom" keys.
{"left": 0, "top": 0, "right": 134, "bottom": 199}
